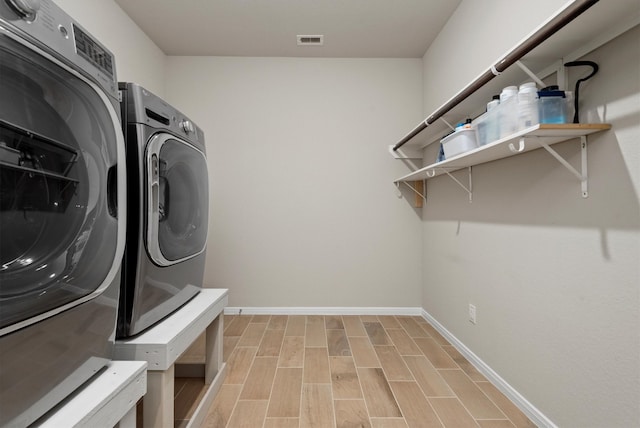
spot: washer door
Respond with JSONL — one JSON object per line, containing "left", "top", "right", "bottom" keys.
{"left": 146, "top": 133, "right": 208, "bottom": 266}
{"left": 0, "top": 29, "right": 126, "bottom": 335}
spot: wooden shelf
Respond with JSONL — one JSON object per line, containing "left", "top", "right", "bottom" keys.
{"left": 395, "top": 123, "right": 611, "bottom": 183}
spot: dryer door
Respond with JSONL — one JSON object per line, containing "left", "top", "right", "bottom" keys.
{"left": 0, "top": 29, "right": 126, "bottom": 335}
{"left": 146, "top": 133, "right": 208, "bottom": 266}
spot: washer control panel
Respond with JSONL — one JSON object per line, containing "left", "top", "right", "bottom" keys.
{"left": 0, "top": 0, "right": 118, "bottom": 100}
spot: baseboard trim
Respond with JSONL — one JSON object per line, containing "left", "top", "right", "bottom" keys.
{"left": 420, "top": 308, "right": 557, "bottom": 428}
{"left": 224, "top": 307, "right": 422, "bottom": 316}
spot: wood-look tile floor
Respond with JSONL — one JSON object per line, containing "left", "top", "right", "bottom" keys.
{"left": 174, "top": 315, "right": 536, "bottom": 428}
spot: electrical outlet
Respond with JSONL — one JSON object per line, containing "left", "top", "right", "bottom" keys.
{"left": 468, "top": 304, "right": 477, "bottom": 324}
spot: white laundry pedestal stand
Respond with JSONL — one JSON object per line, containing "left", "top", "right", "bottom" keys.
{"left": 38, "top": 360, "right": 147, "bottom": 428}
{"left": 114, "top": 288, "right": 228, "bottom": 428}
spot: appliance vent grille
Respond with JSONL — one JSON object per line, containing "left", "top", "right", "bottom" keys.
{"left": 297, "top": 35, "right": 324, "bottom": 46}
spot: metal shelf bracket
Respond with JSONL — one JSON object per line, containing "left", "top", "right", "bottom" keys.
{"left": 425, "top": 166, "right": 473, "bottom": 202}
{"left": 388, "top": 144, "right": 422, "bottom": 160}
{"left": 396, "top": 180, "right": 426, "bottom": 203}
{"left": 441, "top": 117, "right": 456, "bottom": 131}
{"left": 515, "top": 61, "right": 546, "bottom": 88}
{"left": 445, "top": 167, "right": 473, "bottom": 203}
{"left": 538, "top": 136, "right": 588, "bottom": 198}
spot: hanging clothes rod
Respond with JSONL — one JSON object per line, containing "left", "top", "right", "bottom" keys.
{"left": 392, "top": 0, "right": 599, "bottom": 152}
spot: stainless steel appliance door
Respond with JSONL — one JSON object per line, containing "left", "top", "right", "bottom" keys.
{"left": 0, "top": 28, "right": 126, "bottom": 335}
{"left": 145, "top": 133, "right": 208, "bottom": 266}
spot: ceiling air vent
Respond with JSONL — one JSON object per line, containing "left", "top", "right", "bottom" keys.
{"left": 297, "top": 35, "right": 324, "bottom": 46}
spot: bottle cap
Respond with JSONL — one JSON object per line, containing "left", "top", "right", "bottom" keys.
{"left": 538, "top": 86, "right": 566, "bottom": 98}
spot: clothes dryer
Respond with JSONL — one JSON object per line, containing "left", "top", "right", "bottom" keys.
{"left": 117, "top": 83, "right": 208, "bottom": 338}
{"left": 0, "top": 1, "right": 126, "bottom": 425}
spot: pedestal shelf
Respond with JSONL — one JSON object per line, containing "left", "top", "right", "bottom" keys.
{"left": 114, "top": 288, "right": 228, "bottom": 428}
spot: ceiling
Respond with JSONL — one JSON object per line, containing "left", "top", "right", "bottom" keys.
{"left": 113, "top": 0, "right": 462, "bottom": 58}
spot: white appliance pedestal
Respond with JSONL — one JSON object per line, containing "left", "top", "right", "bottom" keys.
{"left": 114, "top": 288, "right": 228, "bottom": 428}
{"left": 38, "top": 360, "right": 147, "bottom": 428}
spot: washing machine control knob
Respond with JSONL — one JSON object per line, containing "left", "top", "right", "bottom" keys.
{"left": 180, "top": 119, "right": 195, "bottom": 134}
{"left": 5, "top": 0, "right": 40, "bottom": 21}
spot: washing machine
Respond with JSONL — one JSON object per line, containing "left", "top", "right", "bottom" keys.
{"left": 117, "top": 83, "right": 208, "bottom": 338}
{"left": 0, "top": 0, "right": 126, "bottom": 426}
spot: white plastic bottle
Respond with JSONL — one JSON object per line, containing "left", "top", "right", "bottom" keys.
{"left": 499, "top": 86, "right": 518, "bottom": 138}
{"left": 500, "top": 86, "right": 518, "bottom": 103}
{"left": 485, "top": 95, "right": 500, "bottom": 144}
{"left": 517, "top": 82, "right": 539, "bottom": 130}
{"left": 487, "top": 96, "right": 500, "bottom": 111}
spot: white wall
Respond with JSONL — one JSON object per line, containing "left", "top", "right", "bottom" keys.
{"left": 421, "top": 1, "right": 640, "bottom": 426}
{"left": 55, "top": 0, "right": 425, "bottom": 309}
{"left": 165, "top": 57, "right": 424, "bottom": 309}
{"left": 54, "top": 0, "right": 166, "bottom": 96}
{"left": 422, "top": 0, "right": 573, "bottom": 114}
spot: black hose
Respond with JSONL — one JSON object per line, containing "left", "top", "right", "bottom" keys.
{"left": 564, "top": 60, "right": 599, "bottom": 123}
